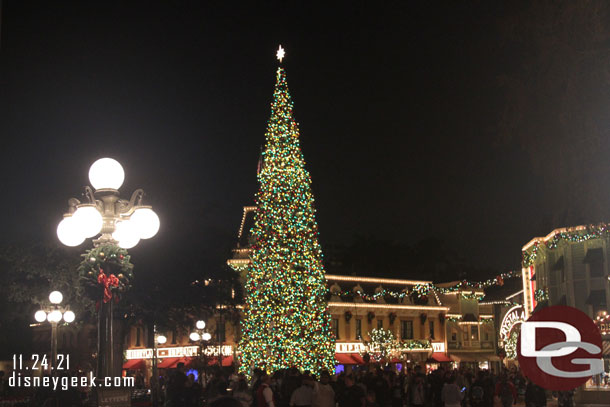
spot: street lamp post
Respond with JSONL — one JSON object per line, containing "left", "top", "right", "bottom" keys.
{"left": 190, "top": 320, "right": 211, "bottom": 381}
{"left": 34, "top": 290, "right": 76, "bottom": 375}
{"left": 56, "top": 158, "right": 159, "bottom": 379}
{"left": 152, "top": 327, "right": 166, "bottom": 407}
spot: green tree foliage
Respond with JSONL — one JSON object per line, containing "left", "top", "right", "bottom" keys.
{"left": 239, "top": 68, "right": 335, "bottom": 376}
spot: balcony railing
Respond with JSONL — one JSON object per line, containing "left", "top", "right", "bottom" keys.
{"left": 447, "top": 340, "right": 495, "bottom": 350}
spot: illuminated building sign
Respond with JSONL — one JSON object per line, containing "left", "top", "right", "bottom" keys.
{"left": 125, "top": 345, "right": 233, "bottom": 360}
{"left": 500, "top": 305, "right": 524, "bottom": 344}
{"left": 335, "top": 342, "right": 366, "bottom": 353}
{"left": 431, "top": 342, "right": 445, "bottom": 353}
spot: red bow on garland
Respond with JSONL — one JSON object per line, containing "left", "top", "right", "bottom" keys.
{"left": 98, "top": 269, "right": 119, "bottom": 303}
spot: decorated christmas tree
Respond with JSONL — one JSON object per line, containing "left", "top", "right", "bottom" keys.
{"left": 239, "top": 58, "right": 335, "bottom": 375}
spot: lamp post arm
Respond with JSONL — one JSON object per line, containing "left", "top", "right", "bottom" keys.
{"left": 128, "top": 189, "right": 144, "bottom": 208}
{"left": 84, "top": 186, "right": 97, "bottom": 205}
{"left": 67, "top": 198, "right": 80, "bottom": 214}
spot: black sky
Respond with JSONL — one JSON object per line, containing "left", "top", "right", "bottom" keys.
{"left": 2, "top": 1, "right": 610, "bottom": 283}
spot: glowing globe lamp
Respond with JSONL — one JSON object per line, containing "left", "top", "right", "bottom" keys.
{"left": 189, "top": 332, "right": 200, "bottom": 341}
{"left": 57, "top": 217, "right": 85, "bottom": 247}
{"left": 157, "top": 335, "right": 167, "bottom": 344}
{"left": 49, "top": 291, "right": 63, "bottom": 305}
{"left": 196, "top": 320, "right": 206, "bottom": 330}
{"left": 35, "top": 310, "right": 47, "bottom": 323}
{"left": 72, "top": 205, "right": 103, "bottom": 238}
{"left": 130, "top": 207, "right": 160, "bottom": 239}
{"left": 113, "top": 220, "right": 140, "bottom": 249}
{"left": 47, "top": 310, "right": 62, "bottom": 323}
{"left": 88, "top": 158, "right": 125, "bottom": 190}
{"left": 63, "top": 310, "right": 75, "bottom": 323}
{"left": 202, "top": 332, "right": 212, "bottom": 341}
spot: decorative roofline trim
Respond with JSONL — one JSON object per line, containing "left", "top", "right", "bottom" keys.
{"left": 328, "top": 302, "right": 449, "bottom": 311}
{"left": 325, "top": 275, "right": 431, "bottom": 285}
{"left": 522, "top": 225, "right": 588, "bottom": 251}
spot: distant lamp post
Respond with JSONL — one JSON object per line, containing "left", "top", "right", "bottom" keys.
{"left": 57, "top": 158, "right": 160, "bottom": 378}
{"left": 151, "top": 327, "right": 166, "bottom": 407}
{"left": 190, "top": 320, "right": 211, "bottom": 378}
{"left": 35, "top": 291, "right": 75, "bottom": 375}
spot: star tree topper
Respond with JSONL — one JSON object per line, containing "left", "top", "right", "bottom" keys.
{"left": 276, "top": 45, "right": 285, "bottom": 63}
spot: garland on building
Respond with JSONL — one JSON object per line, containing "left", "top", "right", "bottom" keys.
{"left": 78, "top": 243, "right": 134, "bottom": 305}
{"left": 239, "top": 67, "right": 335, "bottom": 377}
{"left": 398, "top": 339, "right": 431, "bottom": 351}
{"left": 329, "top": 270, "right": 520, "bottom": 303}
{"left": 522, "top": 223, "right": 610, "bottom": 267}
{"left": 534, "top": 288, "right": 549, "bottom": 303}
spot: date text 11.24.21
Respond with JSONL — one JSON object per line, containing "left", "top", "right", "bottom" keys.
{"left": 13, "top": 354, "right": 70, "bottom": 371}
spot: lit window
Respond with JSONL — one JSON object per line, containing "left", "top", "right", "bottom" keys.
{"left": 401, "top": 320, "right": 413, "bottom": 340}
{"left": 332, "top": 318, "right": 340, "bottom": 339}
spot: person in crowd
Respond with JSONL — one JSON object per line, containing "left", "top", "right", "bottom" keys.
{"left": 524, "top": 379, "right": 546, "bottom": 407}
{"left": 165, "top": 362, "right": 187, "bottom": 407}
{"left": 429, "top": 368, "right": 445, "bottom": 407}
{"left": 494, "top": 374, "right": 517, "bottom": 407}
{"left": 135, "top": 369, "right": 145, "bottom": 389}
{"left": 312, "top": 371, "right": 335, "bottom": 407}
{"left": 365, "top": 388, "right": 380, "bottom": 407}
{"left": 557, "top": 390, "right": 574, "bottom": 407}
{"left": 233, "top": 376, "right": 254, "bottom": 407}
{"left": 257, "top": 373, "right": 277, "bottom": 407}
{"left": 390, "top": 373, "right": 403, "bottom": 407}
{"left": 441, "top": 375, "right": 465, "bottom": 407}
{"left": 407, "top": 366, "right": 426, "bottom": 407}
{"left": 337, "top": 374, "right": 365, "bottom": 407}
{"left": 205, "top": 371, "right": 226, "bottom": 404}
{"left": 281, "top": 368, "right": 302, "bottom": 407}
{"left": 289, "top": 374, "right": 314, "bottom": 407}
{"left": 185, "top": 373, "right": 202, "bottom": 407}
{"left": 469, "top": 371, "right": 486, "bottom": 407}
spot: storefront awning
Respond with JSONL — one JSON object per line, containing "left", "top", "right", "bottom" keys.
{"left": 158, "top": 357, "right": 180, "bottom": 369}
{"left": 122, "top": 359, "right": 144, "bottom": 370}
{"left": 334, "top": 353, "right": 365, "bottom": 365}
{"left": 430, "top": 353, "right": 452, "bottom": 362}
{"left": 603, "top": 341, "right": 610, "bottom": 358}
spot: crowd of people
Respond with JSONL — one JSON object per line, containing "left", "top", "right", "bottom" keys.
{"left": 158, "top": 363, "right": 567, "bottom": 407}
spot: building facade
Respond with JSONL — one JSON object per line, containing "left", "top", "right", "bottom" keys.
{"left": 521, "top": 225, "right": 610, "bottom": 319}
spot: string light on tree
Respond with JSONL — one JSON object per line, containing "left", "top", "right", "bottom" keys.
{"left": 239, "top": 49, "right": 335, "bottom": 376}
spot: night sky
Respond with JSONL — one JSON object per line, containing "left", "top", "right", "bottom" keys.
{"left": 2, "top": 1, "right": 610, "bottom": 284}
